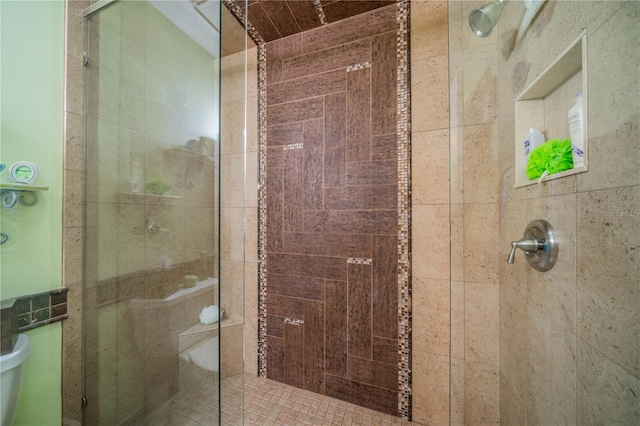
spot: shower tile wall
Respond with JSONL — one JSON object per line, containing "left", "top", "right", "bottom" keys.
{"left": 409, "top": 1, "right": 452, "bottom": 424}
{"left": 263, "top": 5, "right": 400, "bottom": 415}
{"left": 494, "top": 1, "right": 639, "bottom": 424}
{"left": 446, "top": 1, "right": 502, "bottom": 424}
{"left": 446, "top": 0, "right": 640, "bottom": 424}
{"left": 219, "top": 31, "right": 259, "bottom": 379}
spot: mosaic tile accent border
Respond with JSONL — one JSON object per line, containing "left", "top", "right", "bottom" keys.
{"left": 257, "top": 43, "right": 268, "bottom": 378}
{"left": 312, "top": 0, "right": 328, "bottom": 25}
{"left": 347, "top": 62, "right": 372, "bottom": 72}
{"left": 396, "top": 0, "right": 411, "bottom": 420}
{"left": 347, "top": 257, "right": 373, "bottom": 265}
{"left": 7, "top": 288, "right": 70, "bottom": 333}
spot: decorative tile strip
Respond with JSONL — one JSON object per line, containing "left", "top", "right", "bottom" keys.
{"left": 222, "top": 0, "right": 265, "bottom": 46}
{"left": 284, "top": 318, "right": 304, "bottom": 326}
{"left": 347, "top": 62, "right": 372, "bottom": 72}
{"left": 11, "top": 287, "right": 69, "bottom": 333}
{"left": 395, "top": 0, "right": 412, "bottom": 420}
{"left": 347, "top": 257, "right": 372, "bottom": 265}
{"left": 312, "top": 0, "right": 328, "bottom": 25}
{"left": 283, "top": 143, "right": 304, "bottom": 150}
{"left": 257, "top": 43, "right": 269, "bottom": 378}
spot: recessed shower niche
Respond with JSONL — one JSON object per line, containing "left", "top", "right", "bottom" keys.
{"left": 514, "top": 30, "right": 588, "bottom": 187}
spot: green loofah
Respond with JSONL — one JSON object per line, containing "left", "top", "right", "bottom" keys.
{"left": 146, "top": 177, "right": 171, "bottom": 195}
{"left": 526, "top": 138, "right": 574, "bottom": 180}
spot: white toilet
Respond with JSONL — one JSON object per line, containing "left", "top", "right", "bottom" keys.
{"left": 1, "top": 334, "right": 31, "bottom": 426}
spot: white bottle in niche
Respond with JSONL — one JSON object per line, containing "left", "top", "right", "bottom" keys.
{"left": 568, "top": 92, "right": 584, "bottom": 168}
{"left": 524, "top": 127, "right": 545, "bottom": 161}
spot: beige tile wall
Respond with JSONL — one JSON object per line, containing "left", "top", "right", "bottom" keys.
{"left": 413, "top": 0, "right": 503, "bottom": 423}
{"left": 493, "top": 1, "right": 639, "bottom": 425}
{"left": 410, "top": 1, "right": 452, "bottom": 424}
{"left": 219, "top": 44, "right": 259, "bottom": 377}
{"left": 448, "top": 1, "right": 502, "bottom": 423}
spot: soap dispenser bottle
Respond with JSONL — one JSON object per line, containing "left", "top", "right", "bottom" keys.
{"left": 568, "top": 93, "right": 584, "bottom": 168}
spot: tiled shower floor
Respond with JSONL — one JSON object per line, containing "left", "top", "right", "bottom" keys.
{"left": 142, "top": 373, "right": 413, "bottom": 426}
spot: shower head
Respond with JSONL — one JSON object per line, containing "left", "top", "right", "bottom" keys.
{"left": 469, "top": 0, "right": 508, "bottom": 37}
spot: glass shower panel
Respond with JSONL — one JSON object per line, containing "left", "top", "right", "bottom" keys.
{"left": 84, "top": 1, "right": 222, "bottom": 423}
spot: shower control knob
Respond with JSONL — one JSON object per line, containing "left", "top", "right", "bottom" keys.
{"left": 507, "top": 237, "right": 544, "bottom": 263}
{"left": 507, "top": 219, "right": 558, "bottom": 272}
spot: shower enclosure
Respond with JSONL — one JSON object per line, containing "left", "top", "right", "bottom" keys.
{"left": 82, "top": 0, "right": 250, "bottom": 423}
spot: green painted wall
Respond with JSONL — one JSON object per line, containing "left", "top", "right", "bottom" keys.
{"left": 0, "top": 0, "right": 64, "bottom": 424}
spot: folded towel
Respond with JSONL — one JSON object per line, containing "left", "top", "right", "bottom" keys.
{"left": 199, "top": 305, "right": 219, "bottom": 325}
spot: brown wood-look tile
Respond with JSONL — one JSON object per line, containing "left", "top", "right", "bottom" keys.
{"left": 267, "top": 336, "right": 285, "bottom": 382}
{"left": 346, "top": 160, "right": 397, "bottom": 186}
{"left": 372, "top": 235, "right": 398, "bottom": 340}
{"left": 267, "top": 293, "right": 304, "bottom": 320}
{"left": 348, "top": 263, "right": 372, "bottom": 359}
{"left": 266, "top": 39, "right": 283, "bottom": 85}
{"left": 304, "top": 300, "right": 325, "bottom": 394}
{"left": 371, "top": 31, "right": 397, "bottom": 136}
{"left": 303, "top": 210, "right": 396, "bottom": 235}
{"left": 284, "top": 323, "right": 304, "bottom": 388}
{"left": 267, "top": 273, "right": 324, "bottom": 301}
{"left": 302, "top": 4, "right": 396, "bottom": 53}
{"left": 371, "top": 134, "right": 397, "bottom": 161}
{"left": 268, "top": 253, "right": 347, "bottom": 281}
{"left": 322, "top": 0, "right": 396, "bottom": 23}
{"left": 259, "top": 1, "right": 300, "bottom": 38}
{"left": 267, "top": 97, "right": 324, "bottom": 125}
{"left": 282, "top": 39, "right": 371, "bottom": 81}
{"left": 324, "top": 185, "right": 397, "bottom": 210}
{"left": 266, "top": 147, "right": 284, "bottom": 252}
{"left": 283, "top": 233, "right": 371, "bottom": 258}
{"left": 372, "top": 336, "right": 397, "bottom": 365}
{"left": 325, "top": 374, "right": 398, "bottom": 415}
{"left": 326, "top": 280, "right": 348, "bottom": 376}
{"left": 248, "top": 2, "right": 281, "bottom": 42}
{"left": 286, "top": 0, "right": 321, "bottom": 31}
{"left": 283, "top": 146, "right": 304, "bottom": 233}
{"left": 266, "top": 122, "right": 303, "bottom": 147}
{"left": 281, "top": 33, "right": 302, "bottom": 59}
{"left": 267, "top": 315, "right": 285, "bottom": 338}
{"left": 267, "top": 69, "right": 346, "bottom": 105}
{"left": 348, "top": 356, "right": 398, "bottom": 391}
{"left": 303, "top": 119, "right": 324, "bottom": 210}
{"left": 346, "top": 67, "right": 371, "bottom": 162}
{"left": 324, "top": 92, "right": 347, "bottom": 187}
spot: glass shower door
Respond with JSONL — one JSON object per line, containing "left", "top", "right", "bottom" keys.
{"left": 83, "top": 1, "right": 223, "bottom": 423}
